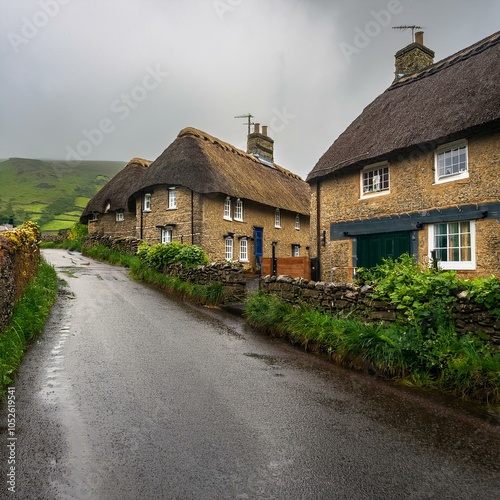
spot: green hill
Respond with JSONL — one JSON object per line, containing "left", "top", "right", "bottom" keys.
{"left": 0, "top": 158, "right": 126, "bottom": 233}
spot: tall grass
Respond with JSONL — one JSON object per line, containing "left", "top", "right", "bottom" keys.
{"left": 245, "top": 292, "right": 500, "bottom": 404}
{"left": 0, "top": 259, "right": 58, "bottom": 393}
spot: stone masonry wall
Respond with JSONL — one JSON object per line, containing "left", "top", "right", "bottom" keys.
{"left": 260, "top": 275, "right": 500, "bottom": 348}
{"left": 83, "top": 234, "right": 141, "bottom": 254}
{"left": 0, "top": 222, "right": 41, "bottom": 331}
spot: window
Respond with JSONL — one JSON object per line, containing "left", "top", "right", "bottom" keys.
{"left": 234, "top": 199, "right": 243, "bottom": 221}
{"left": 144, "top": 193, "right": 151, "bottom": 212}
{"left": 90, "top": 213, "right": 98, "bottom": 222}
{"left": 275, "top": 209, "right": 281, "bottom": 228}
{"left": 116, "top": 210, "right": 124, "bottom": 222}
{"left": 224, "top": 197, "right": 232, "bottom": 220}
{"left": 161, "top": 228, "right": 172, "bottom": 244}
{"left": 435, "top": 141, "right": 468, "bottom": 183}
{"left": 361, "top": 163, "right": 390, "bottom": 196}
{"left": 239, "top": 239, "right": 248, "bottom": 262}
{"left": 292, "top": 244, "right": 300, "bottom": 257}
{"left": 225, "top": 237, "right": 233, "bottom": 260}
{"left": 428, "top": 220, "right": 475, "bottom": 270}
{"left": 168, "top": 188, "right": 177, "bottom": 209}
{"left": 295, "top": 214, "right": 300, "bottom": 230}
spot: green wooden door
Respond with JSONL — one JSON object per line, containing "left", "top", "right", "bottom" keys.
{"left": 357, "top": 231, "right": 411, "bottom": 269}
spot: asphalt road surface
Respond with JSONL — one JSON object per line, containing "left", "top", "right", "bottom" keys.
{"left": 1, "top": 248, "right": 499, "bottom": 499}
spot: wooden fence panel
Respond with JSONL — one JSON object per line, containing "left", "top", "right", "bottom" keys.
{"left": 262, "top": 257, "right": 310, "bottom": 280}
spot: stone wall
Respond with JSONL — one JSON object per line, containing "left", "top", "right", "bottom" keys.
{"left": 0, "top": 222, "right": 41, "bottom": 331}
{"left": 83, "top": 234, "right": 141, "bottom": 254}
{"left": 260, "top": 275, "right": 500, "bottom": 348}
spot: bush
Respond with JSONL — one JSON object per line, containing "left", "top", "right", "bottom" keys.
{"left": 138, "top": 242, "right": 208, "bottom": 272}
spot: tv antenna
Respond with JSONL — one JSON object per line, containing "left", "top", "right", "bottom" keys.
{"left": 234, "top": 113, "right": 254, "bottom": 135}
{"left": 392, "top": 25, "right": 425, "bottom": 42}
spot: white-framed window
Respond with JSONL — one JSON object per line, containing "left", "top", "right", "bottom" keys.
{"left": 361, "top": 162, "right": 390, "bottom": 197}
{"left": 168, "top": 188, "right": 177, "bottom": 209}
{"left": 275, "top": 208, "right": 281, "bottom": 228}
{"left": 295, "top": 214, "right": 300, "bottom": 230}
{"left": 90, "top": 213, "right": 98, "bottom": 222}
{"left": 234, "top": 199, "right": 243, "bottom": 221}
{"left": 161, "top": 228, "right": 172, "bottom": 244}
{"left": 428, "top": 220, "right": 475, "bottom": 270}
{"left": 224, "top": 197, "right": 232, "bottom": 220}
{"left": 435, "top": 140, "right": 468, "bottom": 184}
{"left": 292, "top": 244, "right": 300, "bottom": 257}
{"left": 239, "top": 239, "right": 248, "bottom": 262}
{"left": 144, "top": 193, "right": 151, "bottom": 212}
{"left": 225, "top": 237, "right": 233, "bottom": 260}
{"left": 116, "top": 210, "right": 124, "bottom": 222}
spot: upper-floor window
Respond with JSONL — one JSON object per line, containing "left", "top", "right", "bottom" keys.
{"left": 224, "top": 197, "right": 232, "bottom": 220}
{"left": 275, "top": 209, "right": 281, "bottom": 228}
{"left": 168, "top": 188, "right": 177, "bottom": 209}
{"left": 239, "top": 239, "right": 248, "bottom": 262}
{"left": 90, "top": 213, "right": 98, "bottom": 222}
{"left": 435, "top": 140, "right": 468, "bottom": 183}
{"left": 225, "top": 237, "right": 233, "bottom": 260}
{"left": 295, "top": 214, "right": 300, "bottom": 230}
{"left": 292, "top": 244, "right": 300, "bottom": 257}
{"left": 361, "top": 163, "right": 390, "bottom": 197}
{"left": 144, "top": 193, "right": 151, "bottom": 212}
{"left": 234, "top": 199, "right": 243, "bottom": 221}
{"left": 116, "top": 210, "right": 124, "bottom": 222}
{"left": 161, "top": 228, "right": 172, "bottom": 244}
{"left": 428, "top": 220, "right": 475, "bottom": 270}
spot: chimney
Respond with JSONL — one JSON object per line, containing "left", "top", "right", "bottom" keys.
{"left": 247, "top": 123, "right": 274, "bottom": 163}
{"left": 394, "top": 31, "right": 434, "bottom": 81}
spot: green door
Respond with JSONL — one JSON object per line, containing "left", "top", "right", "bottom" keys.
{"left": 357, "top": 231, "right": 411, "bottom": 269}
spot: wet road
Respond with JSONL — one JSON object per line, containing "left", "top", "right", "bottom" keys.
{"left": 1, "top": 248, "right": 499, "bottom": 499}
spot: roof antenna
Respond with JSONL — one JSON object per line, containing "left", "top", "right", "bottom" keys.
{"left": 234, "top": 113, "right": 254, "bottom": 135}
{"left": 392, "top": 25, "right": 425, "bottom": 42}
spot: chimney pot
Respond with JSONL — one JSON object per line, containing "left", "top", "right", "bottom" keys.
{"left": 262, "top": 125, "right": 268, "bottom": 136}
{"left": 254, "top": 123, "right": 260, "bottom": 134}
{"left": 415, "top": 31, "right": 424, "bottom": 45}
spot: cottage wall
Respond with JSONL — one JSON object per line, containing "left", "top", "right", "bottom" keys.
{"left": 311, "top": 130, "right": 500, "bottom": 282}
{"left": 88, "top": 212, "right": 137, "bottom": 238}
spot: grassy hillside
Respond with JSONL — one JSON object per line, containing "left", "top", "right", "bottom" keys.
{"left": 0, "top": 158, "right": 126, "bottom": 233}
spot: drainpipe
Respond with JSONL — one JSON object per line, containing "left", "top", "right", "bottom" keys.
{"left": 191, "top": 190, "right": 195, "bottom": 244}
{"left": 139, "top": 193, "right": 144, "bottom": 240}
{"left": 316, "top": 181, "right": 321, "bottom": 279}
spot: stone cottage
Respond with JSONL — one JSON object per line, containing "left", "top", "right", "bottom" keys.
{"left": 131, "top": 126, "right": 310, "bottom": 271}
{"left": 81, "top": 157, "right": 151, "bottom": 237}
{"left": 307, "top": 31, "right": 500, "bottom": 282}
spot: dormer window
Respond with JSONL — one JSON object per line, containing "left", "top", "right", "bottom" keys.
{"left": 116, "top": 210, "right": 124, "bottom": 222}
{"left": 361, "top": 162, "right": 390, "bottom": 197}
{"left": 435, "top": 140, "right": 468, "bottom": 184}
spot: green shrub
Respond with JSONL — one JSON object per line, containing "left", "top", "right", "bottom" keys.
{"left": 138, "top": 241, "right": 208, "bottom": 272}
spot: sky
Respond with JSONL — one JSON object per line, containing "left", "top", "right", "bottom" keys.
{"left": 1, "top": 0, "right": 499, "bottom": 180}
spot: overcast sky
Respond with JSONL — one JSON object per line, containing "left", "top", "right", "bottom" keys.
{"left": 1, "top": 0, "right": 499, "bottom": 179}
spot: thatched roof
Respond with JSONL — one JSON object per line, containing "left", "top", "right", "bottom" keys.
{"left": 81, "top": 158, "right": 151, "bottom": 219}
{"left": 135, "top": 128, "right": 310, "bottom": 215}
{"left": 307, "top": 31, "right": 500, "bottom": 183}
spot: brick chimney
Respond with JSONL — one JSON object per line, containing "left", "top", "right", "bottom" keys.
{"left": 394, "top": 31, "right": 434, "bottom": 80}
{"left": 247, "top": 123, "right": 274, "bottom": 163}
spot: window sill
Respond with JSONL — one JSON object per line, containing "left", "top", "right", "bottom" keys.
{"left": 234, "top": 218, "right": 244, "bottom": 222}
{"left": 359, "top": 190, "right": 390, "bottom": 200}
{"left": 224, "top": 216, "right": 232, "bottom": 221}
{"left": 433, "top": 172, "right": 469, "bottom": 185}
{"left": 167, "top": 207, "right": 177, "bottom": 210}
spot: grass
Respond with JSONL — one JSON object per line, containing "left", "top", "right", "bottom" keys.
{"left": 0, "top": 258, "right": 59, "bottom": 395}
{"left": 245, "top": 292, "right": 500, "bottom": 405}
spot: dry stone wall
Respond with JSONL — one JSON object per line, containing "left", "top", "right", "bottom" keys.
{"left": 260, "top": 275, "right": 500, "bottom": 348}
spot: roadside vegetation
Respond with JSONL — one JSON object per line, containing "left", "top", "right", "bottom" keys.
{"left": 0, "top": 259, "right": 58, "bottom": 394}
{"left": 246, "top": 255, "right": 500, "bottom": 405}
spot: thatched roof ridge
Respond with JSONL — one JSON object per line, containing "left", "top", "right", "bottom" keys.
{"left": 307, "top": 31, "right": 500, "bottom": 183}
{"left": 81, "top": 158, "right": 151, "bottom": 218}
{"left": 136, "top": 127, "right": 310, "bottom": 215}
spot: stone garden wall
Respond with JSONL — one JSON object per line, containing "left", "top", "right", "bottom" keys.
{"left": 260, "top": 275, "right": 500, "bottom": 348}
